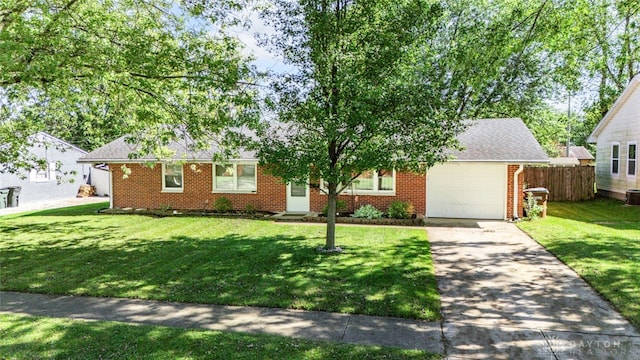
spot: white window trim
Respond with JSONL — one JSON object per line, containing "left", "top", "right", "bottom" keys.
{"left": 212, "top": 162, "right": 258, "bottom": 193}
{"left": 162, "top": 163, "right": 184, "bottom": 193}
{"left": 611, "top": 142, "right": 620, "bottom": 176}
{"left": 30, "top": 162, "right": 56, "bottom": 183}
{"left": 628, "top": 141, "right": 637, "bottom": 178}
{"left": 320, "top": 170, "right": 396, "bottom": 196}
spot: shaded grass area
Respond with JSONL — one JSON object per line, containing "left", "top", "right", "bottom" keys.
{"left": 0, "top": 203, "right": 439, "bottom": 320}
{"left": 518, "top": 198, "right": 640, "bottom": 328}
{"left": 0, "top": 314, "right": 439, "bottom": 359}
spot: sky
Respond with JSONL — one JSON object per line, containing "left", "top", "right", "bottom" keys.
{"left": 227, "top": 13, "right": 293, "bottom": 77}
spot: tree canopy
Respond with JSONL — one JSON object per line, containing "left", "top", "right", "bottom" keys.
{"left": 0, "top": 0, "right": 258, "bottom": 173}
{"left": 257, "top": 0, "right": 560, "bottom": 249}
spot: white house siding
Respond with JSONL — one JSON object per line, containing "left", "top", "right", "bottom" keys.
{"left": 0, "top": 133, "right": 89, "bottom": 206}
{"left": 90, "top": 166, "right": 111, "bottom": 197}
{"left": 595, "top": 86, "right": 640, "bottom": 199}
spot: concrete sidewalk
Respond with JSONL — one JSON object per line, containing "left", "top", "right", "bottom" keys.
{"left": 428, "top": 220, "right": 640, "bottom": 360}
{"left": 0, "top": 291, "right": 444, "bottom": 353}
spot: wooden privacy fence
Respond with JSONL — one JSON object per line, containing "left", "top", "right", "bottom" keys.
{"left": 523, "top": 166, "right": 595, "bottom": 201}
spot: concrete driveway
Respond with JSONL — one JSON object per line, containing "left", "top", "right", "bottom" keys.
{"left": 0, "top": 196, "right": 108, "bottom": 216}
{"left": 427, "top": 220, "right": 640, "bottom": 359}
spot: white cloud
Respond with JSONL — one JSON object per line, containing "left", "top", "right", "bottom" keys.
{"left": 227, "top": 12, "right": 293, "bottom": 75}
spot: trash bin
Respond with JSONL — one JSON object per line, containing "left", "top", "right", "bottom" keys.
{"left": 6, "top": 186, "right": 21, "bottom": 207}
{"left": 0, "top": 189, "right": 9, "bottom": 209}
{"left": 523, "top": 187, "right": 549, "bottom": 218}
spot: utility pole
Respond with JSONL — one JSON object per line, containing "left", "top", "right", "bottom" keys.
{"left": 566, "top": 94, "right": 571, "bottom": 157}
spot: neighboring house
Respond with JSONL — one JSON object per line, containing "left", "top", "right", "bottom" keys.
{"left": 588, "top": 75, "right": 640, "bottom": 200}
{"left": 550, "top": 146, "right": 595, "bottom": 167}
{"left": 78, "top": 118, "right": 548, "bottom": 220}
{"left": 89, "top": 163, "right": 111, "bottom": 197}
{"left": 0, "top": 132, "right": 90, "bottom": 206}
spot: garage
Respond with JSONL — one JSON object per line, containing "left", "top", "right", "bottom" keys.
{"left": 427, "top": 162, "right": 506, "bottom": 219}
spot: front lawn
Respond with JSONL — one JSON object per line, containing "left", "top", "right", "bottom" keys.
{"left": 0, "top": 203, "right": 439, "bottom": 320}
{"left": 518, "top": 198, "right": 640, "bottom": 328}
{"left": 0, "top": 314, "right": 438, "bottom": 359}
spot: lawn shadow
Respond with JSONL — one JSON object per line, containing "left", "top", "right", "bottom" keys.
{"left": 1, "top": 226, "right": 438, "bottom": 320}
{"left": 0, "top": 314, "right": 432, "bottom": 359}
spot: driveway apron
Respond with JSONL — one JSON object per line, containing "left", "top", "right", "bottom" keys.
{"left": 427, "top": 220, "right": 640, "bottom": 359}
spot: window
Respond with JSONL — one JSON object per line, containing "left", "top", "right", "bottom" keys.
{"left": 377, "top": 169, "right": 394, "bottom": 191}
{"left": 162, "top": 163, "right": 183, "bottom": 192}
{"left": 353, "top": 170, "right": 374, "bottom": 191}
{"left": 628, "top": 142, "right": 637, "bottom": 177}
{"left": 30, "top": 162, "right": 56, "bottom": 183}
{"left": 611, "top": 143, "right": 620, "bottom": 175}
{"left": 351, "top": 170, "right": 395, "bottom": 193}
{"left": 213, "top": 163, "right": 257, "bottom": 192}
{"left": 319, "top": 170, "right": 396, "bottom": 194}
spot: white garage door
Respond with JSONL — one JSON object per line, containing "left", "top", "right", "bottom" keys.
{"left": 427, "top": 163, "right": 506, "bottom": 219}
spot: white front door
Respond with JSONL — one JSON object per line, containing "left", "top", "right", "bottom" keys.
{"left": 286, "top": 181, "right": 310, "bottom": 212}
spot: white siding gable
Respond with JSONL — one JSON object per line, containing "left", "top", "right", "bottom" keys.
{"left": 592, "top": 79, "right": 640, "bottom": 197}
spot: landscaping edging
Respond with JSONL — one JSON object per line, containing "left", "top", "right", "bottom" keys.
{"left": 302, "top": 216, "right": 425, "bottom": 226}
{"left": 98, "top": 207, "right": 273, "bottom": 220}
{"left": 98, "top": 208, "right": 425, "bottom": 226}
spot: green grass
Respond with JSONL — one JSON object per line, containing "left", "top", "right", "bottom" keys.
{"left": 518, "top": 198, "right": 640, "bottom": 328}
{"left": 0, "top": 314, "right": 439, "bottom": 359}
{"left": 0, "top": 203, "right": 439, "bottom": 320}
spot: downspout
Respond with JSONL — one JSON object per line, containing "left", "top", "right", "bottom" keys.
{"left": 109, "top": 166, "right": 114, "bottom": 209}
{"left": 513, "top": 165, "right": 524, "bottom": 220}
{"left": 425, "top": 168, "right": 429, "bottom": 218}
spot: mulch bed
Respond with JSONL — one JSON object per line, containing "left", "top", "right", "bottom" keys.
{"left": 98, "top": 207, "right": 274, "bottom": 220}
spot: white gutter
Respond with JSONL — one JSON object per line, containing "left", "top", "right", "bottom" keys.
{"left": 109, "top": 168, "right": 114, "bottom": 209}
{"left": 425, "top": 168, "right": 429, "bottom": 218}
{"left": 513, "top": 165, "right": 524, "bottom": 219}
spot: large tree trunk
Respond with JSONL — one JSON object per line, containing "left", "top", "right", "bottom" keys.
{"left": 325, "top": 182, "right": 338, "bottom": 250}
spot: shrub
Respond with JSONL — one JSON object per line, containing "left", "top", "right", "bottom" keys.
{"left": 214, "top": 197, "right": 233, "bottom": 213}
{"left": 387, "top": 200, "right": 412, "bottom": 219}
{"left": 245, "top": 204, "right": 256, "bottom": 214}
{"left": 524, "top": 192, "right": 544, "bottom": 220}
{"left": 351, "top": 204, "right": 384, "bottom": 219}
{"left": 321, "top": 199, "right": 347, "bottom": 216}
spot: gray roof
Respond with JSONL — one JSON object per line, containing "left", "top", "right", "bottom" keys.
{"left": 557, "top": 146, "right": 594, "bottom": 160}
{"left": 450, "top": 118, "right": 548, "bottom": 162}
{"left": 79, "top": 118, "right": 548, "bottom": 164}
{"left": 78, "top": 136, "right": 255, "bottom": 163}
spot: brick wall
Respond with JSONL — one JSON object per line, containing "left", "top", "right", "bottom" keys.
{"left": 506, "top": 164, "right": 525, "bottom": 219}
{"left": 111, "top": 163, "right": 521, "bottom": 218}
{"left": 110, "top": 163, "right": 426, "bottom": 215}
{"left": 309, "top": 171, "right": 426, "bottom": 216}
{"left": 111, "top": 163, "right": 286, "bottom": 212}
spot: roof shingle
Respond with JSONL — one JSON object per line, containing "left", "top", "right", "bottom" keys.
{"left": 450, "top": 118, "right": 548, "bottom": 162}
{"left": 79, "top": 118, "right": 548, "bottom": 164}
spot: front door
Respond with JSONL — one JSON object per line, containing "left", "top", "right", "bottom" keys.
{"left": 286, "top": 181, "right": 310, "bottom": 212}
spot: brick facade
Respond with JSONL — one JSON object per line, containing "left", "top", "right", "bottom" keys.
{"left": 110, "top": 162, "right": 426, "bottom": 215}
{"left": 111, "top": 163, "right": 286, "bottom": 212}
{"left": 309, "top": 172, "right": 426, "bottom": 215}
{"left": 109, "top": 162, "right": 519, "bottom": 218}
